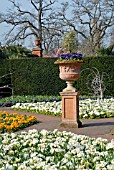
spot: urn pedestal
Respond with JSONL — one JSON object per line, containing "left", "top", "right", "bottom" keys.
{"left": 60, "top": 92, "right": 82, "bottom": 128}
{"left": 54, "top": 60, "right": 83, "bottom": 128}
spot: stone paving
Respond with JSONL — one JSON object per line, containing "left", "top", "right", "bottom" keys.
{"left": 0, "top": 107, "right": 114, "bottom": 141}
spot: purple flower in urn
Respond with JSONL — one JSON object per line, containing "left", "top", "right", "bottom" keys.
{"left": 57, "top": 53, "right": 83, "bottom": 62}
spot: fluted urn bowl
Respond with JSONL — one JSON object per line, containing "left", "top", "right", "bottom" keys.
{"left": 54, "top": 60, "right": 83, "bottom": 92}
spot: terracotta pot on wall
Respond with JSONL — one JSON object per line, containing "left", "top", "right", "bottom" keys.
{"left": 32, "top": 39, "right": 42, "bottom": 57}
{"left": 35, "top": 39, "right": 40, "bottom": 48}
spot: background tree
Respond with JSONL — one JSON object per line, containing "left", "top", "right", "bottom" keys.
{"left": 61, "top": 30, "right": 78, "bottom": 53}
{"left": 0, "top": 0, "right": 61, "bottom": 57}
{"left": 57, "top": 0, "right": 114, "bottom": 55}
{"left": 42, "top": 22, "right": 64, "bottom": 56}
{"left": 0, "top": 0, "right": 114, "bottom": 57}
{"left": 109, "top": 27, "right": 114, "bottom": 46}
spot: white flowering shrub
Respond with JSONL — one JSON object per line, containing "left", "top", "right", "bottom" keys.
{"left": 0, "top": 129, "right": 114, "bottom": 170}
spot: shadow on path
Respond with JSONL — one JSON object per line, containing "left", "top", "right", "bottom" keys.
{"left": 83, "top": 122, "right": 114, "bottom": 127}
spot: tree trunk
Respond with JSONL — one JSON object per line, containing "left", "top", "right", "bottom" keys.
{"left": 38, "top": 0, "right": 43, "bottom": 57}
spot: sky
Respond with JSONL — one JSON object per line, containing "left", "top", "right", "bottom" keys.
{"left": 0, "top": 0, "right": 11, "bottom": 12}
{"left": 0, "top": 0, "right": 11, "bottom": 45}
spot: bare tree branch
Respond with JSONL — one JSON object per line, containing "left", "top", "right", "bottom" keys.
{"left": 0, "top": 0, "right": 59, "bottom": 56}
{"left": 57, "top": 0, "right": 114, "bottom": 54}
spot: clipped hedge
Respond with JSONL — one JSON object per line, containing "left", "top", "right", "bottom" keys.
{"left": 9, "top": 58, "right": 65, "bottom": 95}
{"left": 0, "top": 56, "right": 114, "bottom": 96}
{"left": 75, "top": 56, "right": 114, "bottom": 96}
{"left": 0, "top": 59, "right": 11, "bottom": 85}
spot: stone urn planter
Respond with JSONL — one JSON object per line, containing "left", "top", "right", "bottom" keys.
{"left": 54, "top": 53, "right": 84, "bottom": 128}
{"left": 54, "top": 60, "right": 83, "bottom": 92}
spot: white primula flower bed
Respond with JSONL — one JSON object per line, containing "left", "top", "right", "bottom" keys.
{"left": 0, "top": 129, "right": 114, "bottom": 170}
{"left": 11, "top": 98, "right": 114, "bottom": 119}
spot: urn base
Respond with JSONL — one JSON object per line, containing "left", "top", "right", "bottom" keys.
{"left": 63, "top": 81, "right": 76, "bottom": 92}
{"left": 59, "top": 120, "right": 82, "bottom": 128}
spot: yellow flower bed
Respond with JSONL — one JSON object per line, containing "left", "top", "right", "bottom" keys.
{"left": 0, "top": 111, "right": 38, "bottom": 133}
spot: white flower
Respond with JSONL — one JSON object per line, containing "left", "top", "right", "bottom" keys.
{"left": 5, "top": 164, "right": 15, "bottom": 170}
{"left": 31, "top": 138, "right": 38, "bottom": 145}
{"left": 107, "top": 165, "right": 114, "bottom": 170}
{"left": 106, "top": 140, "right": 114, "bottom": 150}
{"left": 2, "top": 139, "right": 8, "bottom": 144}
{"left": 11, "top": 98, "right": 114, "bottom": 119}
{"left": 24, "top": 153, "right": 29, "bottom": 159}
{"left": 8, "top": 150, "right": 14, "bottom": 155}
{"left": 40, "top": 129, "right": 48, "bottom": 136}
{"left": 111, "top": 159, "right": 114, "bottom": 165}
{"left": 0, "top": 129, "right": 114, "bottom": 169}
{"left": 77, "top": 151, "right": 84, "bottom": 157}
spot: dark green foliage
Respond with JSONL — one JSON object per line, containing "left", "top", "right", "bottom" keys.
{"left": 0, "top": 60, "right": 11, "bottom": 86}
{"left": 0, "top": 48, "right": 6, "bottom": 59}
{"left": 0, "top": 60, "right": 12, "bottom": 97}
{"left": 0, "top": 95, "right": 61, "bottom": 107}
{"left": 7, "top": 58, "right": 65, "bottom": 95}
{"left": 76, "top": 56, "right": 114, "bottom": 96}
{"left": 0, "top": 56, "right": 114, "bottom": 97}
{"left": 97, "top": 44, "right": 114, "bottom": 56}
{"left": 0, "top": 45, "right": 32, "bottom": 59}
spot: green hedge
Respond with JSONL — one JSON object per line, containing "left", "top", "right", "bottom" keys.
{"left": 0, "top": 59, "right": 11, "bottom": 86}
{"left": 0, "top": 56, "right": 114, "bottom": 96}
{"left": 75, "top": 56, "right": 114, "bottom": 96}
{"left": 10, "top": 58, "right": 65, "bottom": 95}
